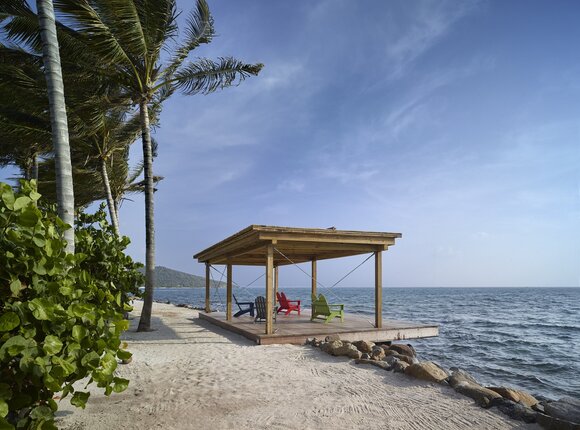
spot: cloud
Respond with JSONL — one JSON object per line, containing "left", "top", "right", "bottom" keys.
{"left": 277, "top": 179, "right": 305, "bottom": 192}
{"left": 385, "top": 0, "right": 481, "bottom": 79}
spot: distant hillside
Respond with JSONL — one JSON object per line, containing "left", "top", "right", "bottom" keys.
{"left": 138, "top": 266, "right": 225, "bottom": 288}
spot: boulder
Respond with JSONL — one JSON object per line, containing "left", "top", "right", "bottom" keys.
{"left": 454, "top": 381, "right": 502, "bottom": 408}
{"left": 536, "top": 412, "right": 580, "bottom": 430}
{"left": 352, "top": 340, "right": 375, "bottom": 354}
{"left": 321, "top": 340, "right": 343, "bottom": 355}
{"left": 392, "top": 361, "right": 410, "bottom": 373}
{"left": 448, "top": 369, "right": 479, "bottom": 389}
{"left": 490, "top": 398, "right": 537, "bottom": 423}
{"left": 361, "top": 353, "right": 370, "bottom": 360}
{"left": 387, "top": 343, "right": 416, "bottom": 357}
{"left": 355, "top": 359, "right": 391, "bottom": 371}
{"left": 404, "top": 362, "right": 448, "bottom": 383}
{"left": 325, "top": 335, "right": 340, "bottom": 342}
{"left": 384, "top": 351, "right": 416, "bottom": 365}
{"left": 544, "top": 397, "right": 580, "bottom": 425}
{"left": 384, "top": 355, "right": 400, "bottom": 367}
{"left": 333, "top": 344, "right": 362, "bottom": 359}
{"left": 487, "top": 386, "right": 539, "bottom": 407}
{"left": 370, "top": 346, "right": 385, "bottom": 361}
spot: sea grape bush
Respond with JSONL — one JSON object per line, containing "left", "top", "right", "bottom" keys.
{"left": 0, "top": 181, "right": 143, "bottom": 429}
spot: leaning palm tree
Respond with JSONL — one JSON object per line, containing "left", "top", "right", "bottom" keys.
{"left": 36, "top": 0, "right": 75, "bottom": 253}
{"left": 48, "top": 0, "right": 263, "bottom": 330}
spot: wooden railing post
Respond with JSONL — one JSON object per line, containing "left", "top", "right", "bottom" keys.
{"left": 311, "top": 259, "right": 317, "bottom": 318}
{"left": 265, "top": 244, "right": 274, "bottom": 335}
{"left": 205, "top": 263, "right": 210, "bottom": 313}
{"left": 226, "top": 262, "right": 233, "bottom": 321}
{"left": 375, "top": 251, "right": 382, "bottom": 328}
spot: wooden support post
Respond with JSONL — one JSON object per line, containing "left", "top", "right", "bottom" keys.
{"left": 274, "top": 265, "right": 279, "bottom": 303}
{"left": 375, "top": 251, "right": 382, "bottom": 328}
{"left": 226, "top": 263, "right": 233, "bottom": 321}
{"left": 265, "top": 244, "right": 274, "bottom": 335}
{"left": 311, "top": 259, "right": 317, "bottom": 318}
{"left": 205, "top": 263, "right": 210, "bottom": 313}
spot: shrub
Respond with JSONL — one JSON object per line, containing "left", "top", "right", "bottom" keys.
{"left": 0, "top": 181, "right": 143, "bottom": 429}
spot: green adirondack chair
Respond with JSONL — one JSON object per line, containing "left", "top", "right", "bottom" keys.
{"left": 311, "top": 294, "right": 344, "bottom": 323}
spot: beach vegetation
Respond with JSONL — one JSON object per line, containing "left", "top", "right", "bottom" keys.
{"left": 0, "top": 181, "right": 143, "bottom": 429}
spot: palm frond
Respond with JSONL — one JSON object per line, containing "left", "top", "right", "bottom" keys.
{"left": 171, "top": 57, "right": 263, "bottom": 95}
{"left": 163, "top": 0, "right": 213, "bottom": 79}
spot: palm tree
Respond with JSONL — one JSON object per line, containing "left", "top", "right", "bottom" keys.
{"left": 36, "top": 0, "right": 75, "bottom": 253}
{"left": 47, "top": 0, "right": 263, "bottom": 331}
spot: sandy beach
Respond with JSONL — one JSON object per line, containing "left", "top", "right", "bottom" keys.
{"left": 57, "top": 301, "right": 538, "bottom": 430}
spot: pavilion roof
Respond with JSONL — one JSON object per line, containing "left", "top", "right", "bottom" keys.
{"left": 193, "top": 225, "right": 402, "bottom": 266}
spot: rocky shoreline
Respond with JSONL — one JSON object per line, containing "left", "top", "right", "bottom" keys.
{"left": 307, "top": 337, "right": 580, "bottom": 430}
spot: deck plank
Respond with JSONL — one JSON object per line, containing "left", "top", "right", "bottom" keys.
{"left": 199, "top": 311, "right": 438, "bottom": 345}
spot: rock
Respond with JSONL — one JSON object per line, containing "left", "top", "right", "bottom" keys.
{"left": 448, "top": 369, "right": 479, "bottom": 389}
{"left": 544, "top": 397, "right": 580, "bottom": 425}
{"left": 384, "top": 355, "right": 400, "bottom": 367}
{"left": 361, "top": 353, "right": 370, "bottom": 360}
{"left": 392, "top": 361, "right": 410, "bottom": 373}
{"left": 454, "top": 381, "right": 502, "bottom": 408}
{"left": 370, "top": 346, "right": 385, "bottom": 361}
{"left": 325, "top": 334, "right": 340, "bottom": 342}
{"left": 352, "top": 340, "right": 375, "bottom": 354}
{"left": 536, "top": 412, "right": 580, "bottom": 430}
{"left": 490, "top": 398, "right": 537, "bottom": 423}
{"left": 404, "top": 362, "right": 448, "bottom": 383}
{"left": 333, "top": 344, "right": 362, "bottom": 359}
{"left": 387, "top": 343, "right": 416, "bottom": 357}
{"left": 487, "top": 386, "right": 539, "bottom": 407}
{"left": 384, "top": 351, "right": 416, "bottom": 365}
{"left": 355, "top": 359, "right": 391, "bottom": 371}
{"left": 321, "top": 340, "right": 342, "bottom": 355}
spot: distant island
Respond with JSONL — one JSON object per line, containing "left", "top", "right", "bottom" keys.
{"left": 138, "top": 266, "right": 225, "bottom": 288}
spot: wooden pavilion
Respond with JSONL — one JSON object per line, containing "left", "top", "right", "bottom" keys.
{"left": 193, "top": 225, "right": 438, "bottom": 344}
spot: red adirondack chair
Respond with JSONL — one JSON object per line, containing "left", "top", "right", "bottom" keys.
{"left": 276, "top": 292, "right": 301, "bottom": 315}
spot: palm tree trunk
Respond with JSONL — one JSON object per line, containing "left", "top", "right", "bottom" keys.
{"left": 100, "top": 158, "right": 120, "bottom": 236}
{"left": 36, "top": 0, "right": 75, "bottom": 254}
{"left": 32, "top": 152, "right": 38, "bottom": 182}
{"left": 137, "top": 100, "right": 155, "bottom": 332}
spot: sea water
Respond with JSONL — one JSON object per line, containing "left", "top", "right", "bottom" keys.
{"left": 151, "top": 286, "right": 580, "bottom": 400}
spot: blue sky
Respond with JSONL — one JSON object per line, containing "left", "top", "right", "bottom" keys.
{"left": 3, "top": 0, "right": 579, "bottom": 287}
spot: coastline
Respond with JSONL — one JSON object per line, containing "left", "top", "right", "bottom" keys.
{"left": 57, "top": 301, "right": 537, "bottom": 430}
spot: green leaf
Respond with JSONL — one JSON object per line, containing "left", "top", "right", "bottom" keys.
{"left": 30, "top": 405, "right": 52, "bottom": 421}
{"left": 9, "top": 279, "right": 22, "bottom": 296}
{"left": 52, "top": 356, "right": 76, "bottom": 376}
{"left": 0, "top": 336, "right": 31, "bottom": 358}
{"left": 70, "top": 391, "right": 90, "bottom": 409}
{"left": 1, "top": 187, "right": 15, "bottom": 209}
{"left": 101, "top": 352, "right": 117, "bottom": 376}
{"left": 42, "top": 335, "right": 63, "bottom": 355}
{"left": 13, "top": 196, "right": 31, "bottom": 211}
{"left": 0, "top": 416, "right": 14, "bottom": 430}
{"left": 0, "top": 312, "right": 20, "bottom": 331}
{"left": 19, "top": 207, "right": 39, "bottom": 227}
{"left": 33, "top": 234, "right": 46, "bottom": 247}
{"left": 112, "top": 377, "right": 129, "bottom": 393}
{"left": 0, "top": 400, "right": 7, "bottom": 418}
{"left": 72, "top": 325, "right": 88, "bottom": 342}
{"left": 116, "top": 349, "right": 132, "bottom": 361}
{"left": 29, "top": 190, "right": 41, "bottom": 201}
{"left": 0, "top": 384, "right": 11, "bottom": 401}
{"left": 29, "top": 298, "right": 53, "bottom": 320}
{"left": 81, "top": 351, "right": 100, "bottom": 369}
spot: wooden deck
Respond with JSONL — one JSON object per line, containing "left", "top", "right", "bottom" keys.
{"left": 199, "top": 311, "right": 438, "bottom": 345}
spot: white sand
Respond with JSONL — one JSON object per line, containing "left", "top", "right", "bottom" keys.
{"left": 57, "top": 301, "right": 538, "bottom": 430}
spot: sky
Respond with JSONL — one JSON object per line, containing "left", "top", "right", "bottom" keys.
{"left": 3, "top": 0, "right": 580, "bottom": 287}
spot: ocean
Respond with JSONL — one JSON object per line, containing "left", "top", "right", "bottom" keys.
{"left": 150, "top": 286, "right": 580, "bottom": 401}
